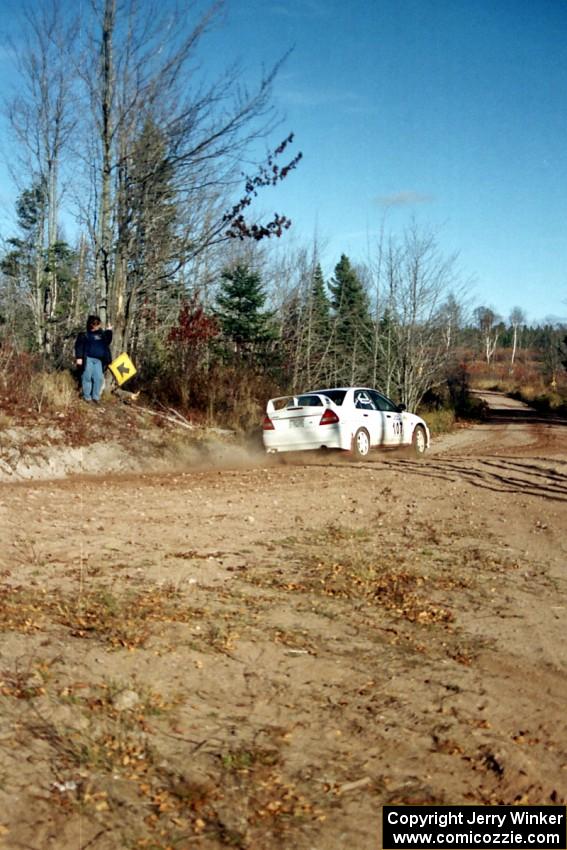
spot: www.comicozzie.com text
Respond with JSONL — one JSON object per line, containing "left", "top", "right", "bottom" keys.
{"left": 387, "top": 811, "right": 564, "bottom": 830}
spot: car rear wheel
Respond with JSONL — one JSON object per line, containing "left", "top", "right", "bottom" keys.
{"left": 352, "top": 428, "right": 370, "bottom": 460}
{"left": 412, "top": 425, "right": 427, "bottom": 456}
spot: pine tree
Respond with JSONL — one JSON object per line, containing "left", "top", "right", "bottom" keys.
{"left": 306, "top": 263, "right": 332, "bottom": 385}
{"left": 215, "top": 264, "right": 275, "bottom": 356}
{"left": 310, "top": 264, "right": 331, "bottom": 335}
{"left": 328, "top": 254, "right": 371, "bottom": 384}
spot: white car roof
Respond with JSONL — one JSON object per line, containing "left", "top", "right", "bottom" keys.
{"left": 309, "top": 387, "right": 375, "bottom": 394}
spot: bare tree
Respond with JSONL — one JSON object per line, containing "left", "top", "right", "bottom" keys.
{"left": 5, "top": 0, "right": 77, "bottom": 353}
{"left": 72, "top": 0, "right": 298, "bottom": 354}
{"left": 474, "top": 305, "right": 501, "bottom": 365}
{"left": 371, "top": 222, "right": 465, "bottom": 410}
{"left": 442, "top": 292, "right": 465, "bottom": 352}
{"left": 509, "top": 306, "right": 526, "bottom": 370}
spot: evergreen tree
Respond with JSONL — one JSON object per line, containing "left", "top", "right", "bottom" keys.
{"left": 328, "top": 254, "right": 371, "bottom": 384}
{"left": 306, "top": 263, "right": 332, "bottom": 385}
{"left": 0, "top": 185, "right": 46, "bottom": 351}
{"left": 0, "top": 184, "right": 79, "bottom": 358}
{"left": 215, "top": 264, "right": 275, "bottom": 356}
{"left": 124, "top": 118, "right": 181, "bottom": 359}
{"left": 310, "top": 263, "right": 331, "bottom": 335}
{"left": 127, "top": 118, "right": 179, "bottom": 293}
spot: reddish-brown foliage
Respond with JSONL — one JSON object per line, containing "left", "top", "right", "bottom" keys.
{"left": 167, "top": 295, "right": 219, "bottom": 350}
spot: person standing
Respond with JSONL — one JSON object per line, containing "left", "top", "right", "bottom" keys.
{"left": 75, "top": 315, "right": 113, "bottom": 403}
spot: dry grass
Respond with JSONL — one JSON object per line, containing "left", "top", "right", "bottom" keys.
{"left": 29, "top": 370, "right": 79, "bottom": 413}
{"left": 7, "top": 667, "right": 319, "bottom": 850}
{"left": 245, "top": 522, "right": 482, "bottom": 629}
{"left": 0, "top": 582, "right": 205, "bottom": 648}
{"left": 515, "top": 388, "right": 567, "bottom": 414}
{"left": 471, "top": 376, "right": 516, "bottom": 393}
{"left": 420, "top": 407, "right": 455, "bottom": 434}
{"left": 467, "top": 356, "right": 567, "bottom": 400}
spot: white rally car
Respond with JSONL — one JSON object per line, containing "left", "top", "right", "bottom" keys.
{"left": 262, "top": 387, "right": 430, "bottom": 459}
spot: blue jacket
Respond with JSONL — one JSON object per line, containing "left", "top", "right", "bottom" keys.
{"left": 75, "top": 330, "right": 113, "bottom": 366}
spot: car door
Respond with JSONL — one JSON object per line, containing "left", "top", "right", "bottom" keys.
{"left": 353, "top": 389, "right": 384, "bottom": 446}
{"left": 369, "top": 390, "right": 404, "bottom": 445}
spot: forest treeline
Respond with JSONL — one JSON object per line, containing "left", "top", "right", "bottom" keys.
{"left": 0, "top": 0, "right": 565, "bottom": 426}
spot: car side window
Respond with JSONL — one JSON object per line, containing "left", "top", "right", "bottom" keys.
{"left": 354, "top": 391, "right": 377, "bottom": 410}
{"left": 369, "top": 390, "right": 398, "bottom": 412}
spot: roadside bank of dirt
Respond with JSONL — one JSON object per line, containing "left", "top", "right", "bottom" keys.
{"left": 0, "top": 400, "right": 264, "bottom": 482}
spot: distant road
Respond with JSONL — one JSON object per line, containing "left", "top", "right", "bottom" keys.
{"left": 469, "top": 388, "right": 536, "bottom": 413}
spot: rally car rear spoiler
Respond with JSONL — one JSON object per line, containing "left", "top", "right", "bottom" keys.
{"left": 266, "top": 394, "right": 332, "bottom": 413}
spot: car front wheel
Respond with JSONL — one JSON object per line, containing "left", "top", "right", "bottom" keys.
{"left": 412, "top": 425, "right": 427, "bottom": 456}
{"left": 352, "top": 427, "right": 370, "bottom": 460}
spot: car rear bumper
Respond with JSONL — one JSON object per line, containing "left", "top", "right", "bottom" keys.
{"left": 262, "top": 424, "right": 351, "bottom": 453}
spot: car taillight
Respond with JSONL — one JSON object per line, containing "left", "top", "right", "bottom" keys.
{"left": 262, "top": 415, "right": 275, "bottom": 430}
{"left": 319, "top": 408, "right": 339, "bottom": 425}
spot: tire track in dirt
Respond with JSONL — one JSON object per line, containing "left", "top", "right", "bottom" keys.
{"left": 365, "top": 393, "right": 567, "bottom": 501}
{"left": 372, "top": 456, "right": 567, "bottom": 502}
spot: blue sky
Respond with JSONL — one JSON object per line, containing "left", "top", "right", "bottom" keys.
{"left": 211, "top": 0, "right": 567, "bottom": 323}
{"left": 0, "top": 0, "right": 566, "bottom": 323}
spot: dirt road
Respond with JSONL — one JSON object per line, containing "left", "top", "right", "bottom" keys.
{"left": 1, "top": 396, "right": 567, "bottom": 849}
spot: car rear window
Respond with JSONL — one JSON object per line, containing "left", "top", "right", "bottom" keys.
{"left": 296, "top": 395, "right": 324, "bottom": 407}
{"left": 315, "top": 390, "right": 346, "bottom": 406}
{"left": 278, "top": 390, "right": 347, "bottom": 409}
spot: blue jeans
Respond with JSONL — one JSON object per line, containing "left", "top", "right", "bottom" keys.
{"left": 82, "top": 357, "right": 104, "bottom": 401}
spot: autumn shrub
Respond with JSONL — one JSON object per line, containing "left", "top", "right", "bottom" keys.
{"left": 0, "top": 341, "right": 85, "bottom": 419}
{"left": 466, "top": 359, "right": 515, "bottom": 390}
{"left": 141, "top": 294, "right": 285, "bottom": 430}
{"left": 511, "top": 384, "right": 539, "bottom": 402}
{"left": 144, "top": 296, "right": 220, "bottom": 415}
{"left": 132, "top": 331, "right": 169, "bottom": 391}
{"left": 417, "top": 389, "right": 455, "bottom": 434}
{"left": 466, "top": 353, "right": 549, "bottom": 395}
{"left": 509, "top": 361, "right": 546, "bottom": 392}
{"left": 0, "top": 343, "right": 37, "bottom": 412}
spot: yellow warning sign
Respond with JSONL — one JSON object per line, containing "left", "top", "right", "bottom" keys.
{"left": 109, "top": 352, "right": 137, "bottom": 386}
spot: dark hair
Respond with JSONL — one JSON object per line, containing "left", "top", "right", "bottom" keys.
{"left": 87, "top": 315, "right": 102, "bottom": 331}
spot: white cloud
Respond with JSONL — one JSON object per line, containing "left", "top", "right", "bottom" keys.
{"left": 375, "top": 191, "right": 434, "bottom": 207}
{"left": 279, "top": 86, "right": 373, "bottom": 113}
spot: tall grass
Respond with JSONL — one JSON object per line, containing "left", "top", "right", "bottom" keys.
{"left": 420, "top": 407, "right": 456, "bottom": 435}
{"left": 0, "top": 343, "right": 80, "bottom": 416}
{"left": 29, "top": 371, "right": 78, "bottom": 413}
